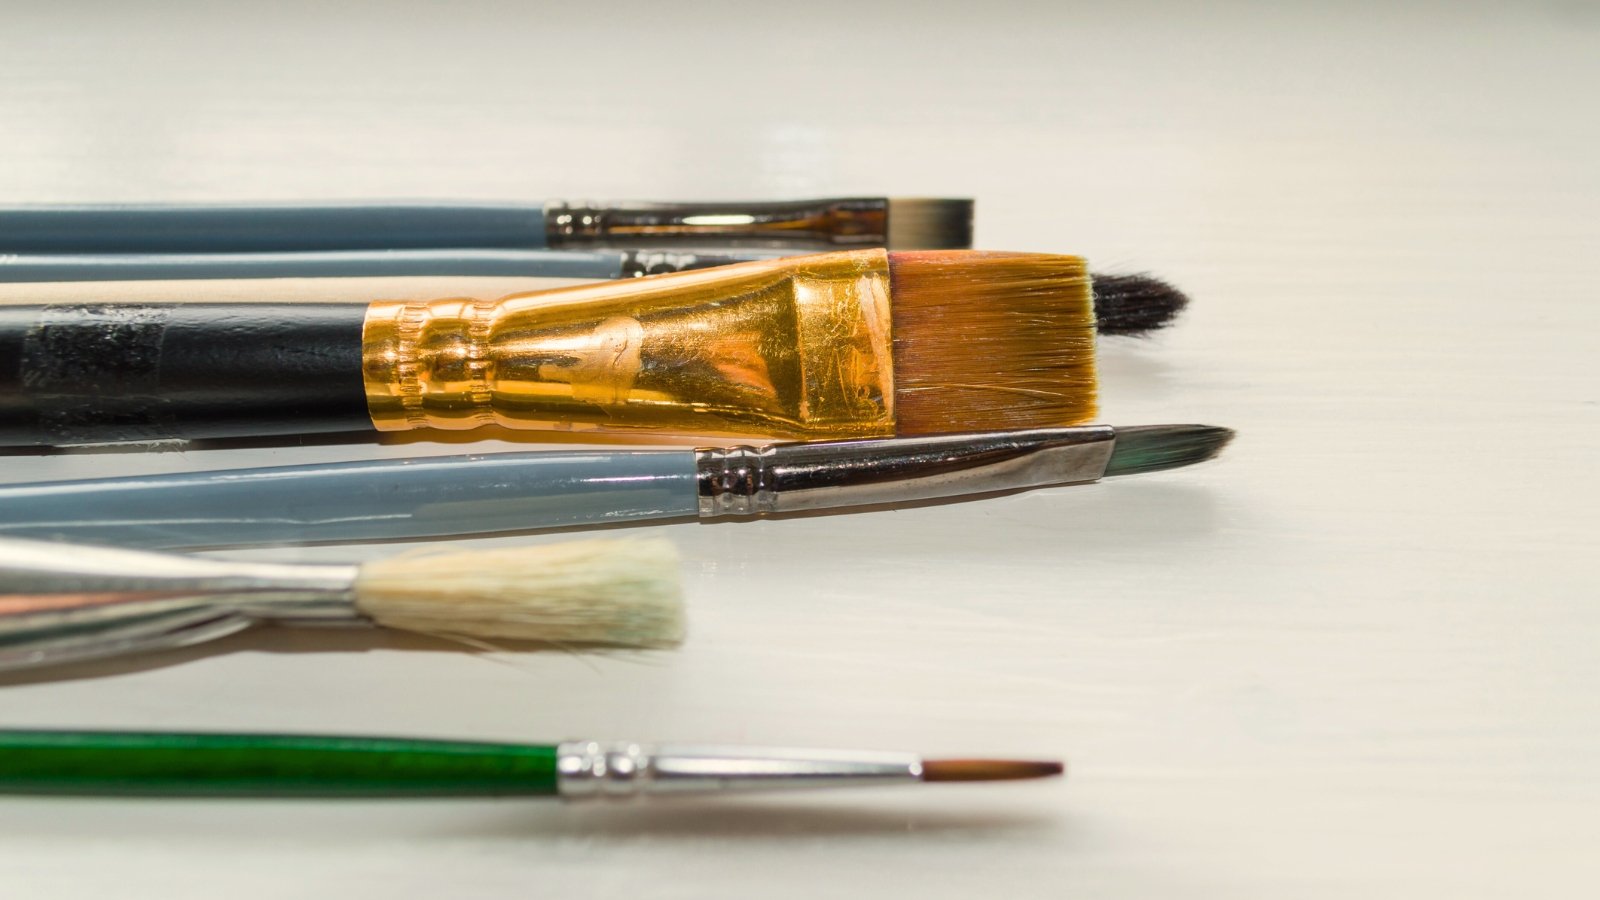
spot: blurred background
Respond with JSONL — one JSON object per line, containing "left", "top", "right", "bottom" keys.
{"left": 0, "top": 2, "right": 1596, "bottom": 897}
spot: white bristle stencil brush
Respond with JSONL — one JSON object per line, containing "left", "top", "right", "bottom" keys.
{"left": 0, "top": 537, "right": 684, "bottom": 674}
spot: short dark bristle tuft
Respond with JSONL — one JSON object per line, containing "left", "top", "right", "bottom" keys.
{"left": 1091, "top": 273, "right": 1190, "bottom": 336}
{"left": 885, "top": 199, "right": 974, "bottom": 250}
{"left": 921, "top": 758, "right": 1065, "bottom": 782}
{"left": 888, "top": 251, "right": 1097, "bottom": 435}
{"left": 1104, "top": 425, "right": 1234, "bottom": 476}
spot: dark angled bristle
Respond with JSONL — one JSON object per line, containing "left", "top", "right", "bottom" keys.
{"left": 885, "top": 199, "right": 974, "bottom": 250}
{"left": 1091, "top": 273, "right": 1190, "bottom": 336}
{"left": 888, "top": 251, "right": 1097, "bottom": 436}
{"left": 921, "top": 758, "right": 1066, "bottom": 782}
{"left": 1105, "top": 425, "right": 1234, "bottom": 477}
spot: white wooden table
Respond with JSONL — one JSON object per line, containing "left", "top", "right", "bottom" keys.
{"left": 0, "top": 3, "right": 1595, "bottom": 896}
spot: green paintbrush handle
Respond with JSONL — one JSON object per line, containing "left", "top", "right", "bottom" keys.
{"left": 0, "top": 730, "right": 559, "bottom": 797}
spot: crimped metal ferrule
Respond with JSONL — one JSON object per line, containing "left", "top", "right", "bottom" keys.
{"left": 695, "top": 427, "right": 1118, "bottom": 518}
{"left": 362, "top": 250, "right": 896, "bottom": 440}
{"left": 618, "top": 249, "right": 785, "bottom": 277}
{"left": 544, "top": 199, "right": 888, "bottom": 250}
{"left": 555, "top": 741, "right": 922, "bottom": 799}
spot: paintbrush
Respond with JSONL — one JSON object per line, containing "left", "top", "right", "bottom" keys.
{"left": 0, "top": 537, "right": 684, "bottom": 673}
{"left": 0, "top": 248, "right": 786, "bottom": 283}
{"left": 0, "top": 197, "right": 973, "bottom": 253}
{"left": 0, "top": 265, "right": 1186, "bottom": 336}
{"left": 0, "top": 424, "right": 1233, "bottom": 549}
{"left": 0, "top": 249, "right": 1103, "bottom": 447}
{"left": 0, "top": 730, "right": 1060, "bottom": 799}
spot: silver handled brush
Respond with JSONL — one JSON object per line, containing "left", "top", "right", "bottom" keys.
{"left": 0, "top": 537, "right": 684, "bottom": 674}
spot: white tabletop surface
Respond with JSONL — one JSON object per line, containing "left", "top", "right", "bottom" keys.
{"left": 1, "top": 2, "right": 1596, "bottom": 897}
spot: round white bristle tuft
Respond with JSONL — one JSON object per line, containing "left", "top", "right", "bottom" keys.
{"left": 352, "top": 538, "right": 684, "bottom": 649}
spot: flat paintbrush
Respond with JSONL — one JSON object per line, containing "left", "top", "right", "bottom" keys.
{"left": 0, "top": 197, "right": 973, "bottom": 252}
{"left": 0, "top": 730, "right": 1059, "bottom": 800}
{"left": 0, "top": 537, "right": 684, "bottom": 673}
{"left": 0, "top": 249, "right": 1100, "bottom": 447}
{"left": 0, "top": 424, "right": 1233, "bottom": 549}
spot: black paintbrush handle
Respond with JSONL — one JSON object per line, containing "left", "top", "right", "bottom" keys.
{"left": 0, "top": 303, "right": 370, "bottom": 446}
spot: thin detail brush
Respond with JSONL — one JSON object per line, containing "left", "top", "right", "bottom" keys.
{"left": 0, "top": 424, "right": 1234, "bottom": 549}
{"left": 0, "top": 249, "right": 1097, "bottom": 447}
{"left": 0, "top": 537, "right": 684, "bottom": 673}
{"left": 0, "top": 730, "right": 1061, "bottom": 799}
{"left": 0, "top": 198, "right": 973, "bottom": 253}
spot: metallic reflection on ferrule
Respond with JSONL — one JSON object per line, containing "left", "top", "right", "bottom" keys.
{"left": 694, "top": 426, "right": 1118, "bottom": 517}
{"left": 544, "top": 199, "right": 889, "bottom": 250}
{"left": 555, "top": 740, "right": 922, "bottom": 800}
{"left": 363, "top": 250, "right": 896, "bottom": 439}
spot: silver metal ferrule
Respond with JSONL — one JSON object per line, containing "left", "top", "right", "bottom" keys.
{"left": 555, "top": 741, "right": 922, "bottom": 800}
{"left": 0, "top": 538, "right": 363, "bottom": 623}
{"left": 544, "top": 198, "right": 888, "bottom": 250}
{"left": 694, "top": 426, "right": 1117, "bottom": 518}
{"left": 618, "top": 249, "right": 788, "bottom": 277}
{"left": 0, "top": 538, "right": 368, "bottom": 673}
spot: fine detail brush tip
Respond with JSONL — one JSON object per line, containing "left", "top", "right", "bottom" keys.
{"left": 1105, "top": 424, "right": 1235, "bottom": 477}
{"left": 888, "top": 250, "right": 1098, "bottom": 435}
{"left": 920, "top": 758, "right": 1066, "bottom": 782}
{"left": 885, "top": 198, "right": 975, "bottom": 250}
{"left": 1091, "top": 273, "right": 1191, "bottom": 336}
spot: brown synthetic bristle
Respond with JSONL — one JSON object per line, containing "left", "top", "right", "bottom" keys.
{"left": 888, "top": 251, "right": 1097, "bottom": 435}
{"left": 920, "top": 758, "right": 1066, "bottom": 782}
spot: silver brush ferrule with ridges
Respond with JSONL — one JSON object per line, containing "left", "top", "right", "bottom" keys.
{"left": 544, "top": 198, "right": 889, "bottom": 250}
{"left": 694, "top": 426, "right": 1118, "bottom": 518}
{"left": 555, "top": 741, "right": 923, "bottom": 799}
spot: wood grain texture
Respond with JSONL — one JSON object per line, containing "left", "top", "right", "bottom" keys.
{"left": 0, "top": 1, "right": 1596, "bottom": 897}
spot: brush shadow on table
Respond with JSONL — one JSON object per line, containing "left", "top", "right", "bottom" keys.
{"left": 0, "top": 626, "right": 653, "bottom": 688}
{"left": 0, "top": 791, "right": 1065, "bottom": 840}
{"left": 452, "top": 799, "right": 1064, "bottom": 841}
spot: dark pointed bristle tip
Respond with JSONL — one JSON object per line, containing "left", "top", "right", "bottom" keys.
{"left": 1104, "top": 425, "right": 1235, "bottom": 477}
{"left": 885, "top": 198, "right": 975, "bottom": 250}
{"left": 1091, "top": 272, "right": 1190, "bottom": 336}
{"left": 920, "top": 758, "right": 1066, "bottom": 782}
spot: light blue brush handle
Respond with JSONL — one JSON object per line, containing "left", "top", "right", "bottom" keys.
{"left": 0, "top": 249, "right": 627, "bottom": 282}
{"left": 0, "top": 450, "right": 699, "bottom": 549}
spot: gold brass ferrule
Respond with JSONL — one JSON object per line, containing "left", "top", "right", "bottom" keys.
{"left": 362, "top": 250, "right": 896, "bottom": 440}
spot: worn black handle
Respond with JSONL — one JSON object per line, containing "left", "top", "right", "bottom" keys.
{"left": 0, "top": 302, "right": 371, "bottom": 446}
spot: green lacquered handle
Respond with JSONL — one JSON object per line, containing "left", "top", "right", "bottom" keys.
{"left": 0, "top": 730, "right": 559, "bottom": 797}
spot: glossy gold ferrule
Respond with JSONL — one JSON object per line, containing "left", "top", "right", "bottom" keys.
{"left": 362, "top": 250, "right": 896, "bottom": 440}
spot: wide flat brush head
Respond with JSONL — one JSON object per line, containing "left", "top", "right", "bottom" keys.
{"left": 921, "top": 758, "right": 1065, "bottom": 782}
{"left": 888, "top": 251, "right": 1097, "bottom": 435}
{"left": 886, "top": 199, "right": 974, "bottom": 250}
{"left": 1105, "top": 425, "right": 1234, "bottom": 476}
{"left": 353, "top": 538, "right": 684, "bottom": 649}
{"left": 1091, "top": 273, "right": 1190, "bottom": 336}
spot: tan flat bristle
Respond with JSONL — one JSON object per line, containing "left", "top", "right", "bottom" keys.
{"left": 920, "top": 758, "right": 1066, "bottom": 782}
{"left": 353, "top": 538, "right": 685, "bottom": 649}
{"left": 888, "top": 251, "right": 1097, "bottom": 435}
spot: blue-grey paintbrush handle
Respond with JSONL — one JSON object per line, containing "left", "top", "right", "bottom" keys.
{"left": 0, "top": 204, "right": 551, "bottom": 253}
{"left": 0, "top": 450, "right": 699, "bottom": 549}
{"left": 0, "top": 249, "right": 619, "bottom": 282}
